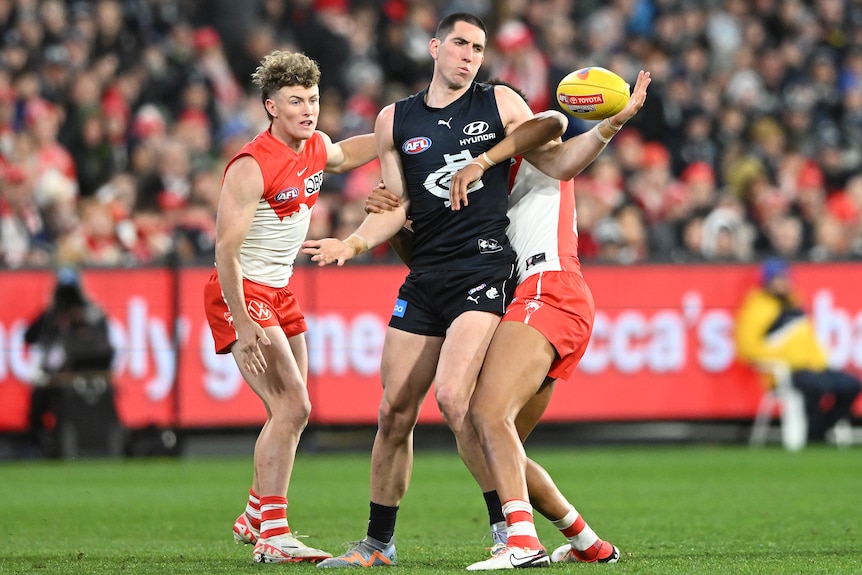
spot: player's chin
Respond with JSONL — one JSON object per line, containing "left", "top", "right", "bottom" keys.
{"left": 296, "top": 122, "right": 317, "bottom": 136}
{"left": 448, "top": 72, "right": 471, "bottom": 88}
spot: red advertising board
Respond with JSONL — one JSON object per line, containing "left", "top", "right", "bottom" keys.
{"left": 2, "top": 263, "right": 861, "bottom": 432}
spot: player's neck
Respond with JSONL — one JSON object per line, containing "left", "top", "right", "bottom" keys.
{"left": 269, "top": 123, "right": 307, "bottom": 153}
{"left": 424, "top": 79, "right": 470, "bottom": 110}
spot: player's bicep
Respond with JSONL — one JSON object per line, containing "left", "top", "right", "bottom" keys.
{"left": 216, "top": 157, "right": 263, "bottom": 252}
{"left": 375, "top": 106, "right": 409, "bottom": 206}
{"left": 495, "top": 85, "right": 536, "bottom": 136}
{"left": 326, "top": 132, "right": 377, "bottom": 173}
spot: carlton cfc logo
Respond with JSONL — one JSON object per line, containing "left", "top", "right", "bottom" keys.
{"left": 403, "top": 137, "right": 432, "bottom": 154}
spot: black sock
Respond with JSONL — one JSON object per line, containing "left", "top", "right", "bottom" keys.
{"left": 483, "top": 490, "right": 505, "bottom": 525}
{"left": 367, "top": 502, "right": 399, "bottom": 544}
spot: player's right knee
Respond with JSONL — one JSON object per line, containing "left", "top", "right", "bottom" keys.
{"left": 377, "top": 401, "right": 419, "bottom": 439}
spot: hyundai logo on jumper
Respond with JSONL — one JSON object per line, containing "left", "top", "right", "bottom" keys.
{"left": 403, "top": 137, "right": 432, "bottom": 154}
{"left": 460, "top": 121, "right": 495, "bottom": 146}
{"left": 463, "top": 121, "right": 489, "bottom": 136}
{"left": 393, "top": 298, "right": 408, "bottom": 318}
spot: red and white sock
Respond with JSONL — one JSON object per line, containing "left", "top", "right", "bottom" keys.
{"left": 503, "top": 499, "right": 541, "bottom": 551}
{"left": 552, "top": 506, "right": 601, "bottom": 559}
{"left": 259, "top": 495, "right": 290, "bottom": 540}
{"left": 245, "top": 489, "right": 262, "bottom": 534}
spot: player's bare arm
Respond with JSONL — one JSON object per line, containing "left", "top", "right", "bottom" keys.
{"left": 449, "top": 110, "right": 568, "bottom": 208}
{"left": 365, "top": 180, "right": 401, "bottom": 214}
{"left": 524, "top": 70, "right": 651, "bottom": 181}
{"left": 323, "top": 132, "right": 377, "bottom": 174}
{"left": 363, "top": 182, "right": 415, "bottom": 266}
{"left": 215, "top": 156, "right": 271, "bottom": 374}
{"left": 302, "top": 105, "right": 409, "bottom": 266}
{"left": 446, "top": 84, "right": 543, "bottom": 210}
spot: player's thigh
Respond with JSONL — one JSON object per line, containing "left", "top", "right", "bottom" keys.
{"left": 473, "top": 321, "right": 556, "bottom": 421}
{"left": 434, "top": 310, "right": 501, "bottom": 404}
{"left": 233, "top": 325, "right": 308, "bottom": 409}
{"left": 515, "top": 378, "right": 555, "bottom": 442}
{"left": 287, "top": 332, "right": 308, "bottom": 381}
{"left": 380, "top": 326, "right": 442, "bottom": 415}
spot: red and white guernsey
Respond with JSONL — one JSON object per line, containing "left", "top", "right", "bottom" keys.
{"left": 506, "top": 156, "right": 580, "bottom": 282}
{"left": 224, "top": 129, "right": 328, "bottom": 288}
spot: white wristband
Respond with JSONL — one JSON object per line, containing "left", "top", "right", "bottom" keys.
{"left": 593, "top": 124, "right": 612, "bottom": 144}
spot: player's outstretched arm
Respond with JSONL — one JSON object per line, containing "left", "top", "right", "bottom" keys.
{"left": 525, "top": 70, "right": 651, "bottom": 181}
{"left": 364, "top": 181, "right": 414, "bottom": 267}
{"left": 448, "top": 110, "right": 568, "bottom": 210}
{"left": 302, "top": 105, "right": 409, "bottom": 266}
{"left": 323, "top": 132, "right": 377, "bottom": 174}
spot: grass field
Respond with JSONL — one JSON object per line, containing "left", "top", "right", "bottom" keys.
{"left": 1, "top": 443, "right": 860, "bottom": 574}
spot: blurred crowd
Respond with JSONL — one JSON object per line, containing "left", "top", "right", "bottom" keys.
{"left": 2, "top": 0, "right": 862, "bottom": 269}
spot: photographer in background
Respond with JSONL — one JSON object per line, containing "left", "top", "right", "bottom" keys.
{"left": 24, "top": 267, "right": 119, "bottom": 457}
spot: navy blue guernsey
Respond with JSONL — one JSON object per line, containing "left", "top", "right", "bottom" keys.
{"left": 392, "top": 82, "right": 515, "bottom": 272}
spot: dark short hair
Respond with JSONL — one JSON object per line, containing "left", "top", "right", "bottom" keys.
{"left": 486, "top": 78, "right": 528, "bottom": 104}
{"left": 435, "top": 12, "right": 487, "bottom": 43}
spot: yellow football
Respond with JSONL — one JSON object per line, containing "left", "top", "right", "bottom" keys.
{"left": 556, "top": 67, "right": 630, "bottom": 120}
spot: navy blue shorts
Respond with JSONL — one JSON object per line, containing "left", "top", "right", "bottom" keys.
{"left": 388, "top": 265, "right": 516, "bottom": 336}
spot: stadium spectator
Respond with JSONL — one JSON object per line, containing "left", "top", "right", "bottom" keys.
{"left": 735, "top": 258, "right": 862, "bottom": 443}
{"left": 489, "top": 19, "right": 551, "bottom": 113}
{"left": 0, "top": 163, "right": 47, "bottom": 267}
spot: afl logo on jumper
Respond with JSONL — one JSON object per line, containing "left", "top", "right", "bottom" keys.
{"left": 463, "top": 121, "right": 489, "bottom": 136}
{"left": 247, "top": 300, "right": 272, "bottom": 321}
{"left": 403, "top": 137, "right": 432, "bottom": 154}
{"left": 275, "top": 188, "right": 299, "bottom": 202}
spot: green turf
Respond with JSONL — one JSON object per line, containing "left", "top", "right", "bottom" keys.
{"left": 1, "top": 444, "right": 860, "bottom": 574}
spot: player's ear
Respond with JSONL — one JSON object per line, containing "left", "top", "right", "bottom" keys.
{"left": 429, "top": 37, "right": 439, "bottom": 59}
{"left": 265, "top": 98, "right": 278, "bottom": 119}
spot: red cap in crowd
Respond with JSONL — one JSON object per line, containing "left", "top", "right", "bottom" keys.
{"left": 640, "top": 141, "right": 670, "bottom": 168}
{"left": 193, "top": 27, "right": 221, "bottom": 51}
{"left": 496, "top": 20, "right": 534, "bottom": 52}
{"left": 681, "top": 161, "right": 715, "bottom": 184}
{"left": 827, "top": 192, "right": 859, "bottom": 223}
{"left": 797, "top": 162, "right": 825, "bottom": 189}
{"left": 24, "top": 98, "right": 58, "bottom": 126}
{"left": 316, "top": 0, "right": 348, "bottom": 12}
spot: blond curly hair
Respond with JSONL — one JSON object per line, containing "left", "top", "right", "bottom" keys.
{"left": 252, "top": 50, "right": 321, "bottom": 118}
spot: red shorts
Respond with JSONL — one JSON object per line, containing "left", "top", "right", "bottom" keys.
{"left": 502, "top": 271, "right": 595, "bottom": 380}
{"left": 203, "top": 270, "right": 307, "bottom": 354}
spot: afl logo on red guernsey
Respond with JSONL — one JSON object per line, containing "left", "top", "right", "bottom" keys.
{"left": 275, "top": 187, "right": 299, "bottom": 202}
{"left": 403, "top": 137, "right": 432, "bottom": 155}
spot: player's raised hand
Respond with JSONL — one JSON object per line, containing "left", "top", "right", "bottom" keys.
{"left": 610, "top": 70, "right": 651, "bottom": 126}
{"left": 449, "top": 161, "right": 485, "bottom": 210}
